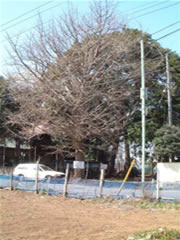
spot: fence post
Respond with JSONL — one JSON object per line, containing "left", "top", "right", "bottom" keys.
{"left": 99, "top": 169, "right": 105, "bottom": 198}
{"left": 10, "top": 171, "right": 13, "bottom": 191}
{"left": 156, "top": 180, "right": 160, "bottom": 200}
{"left": 156, "top": 169, "right": 160, "bottom": 200}
{"left": 46, "top": 176, "right": 51, "bottom": 195}
{"left": 35, "top": 159, "right": 40, "bottom": 194}
{"left": 63, "top": 163, "right": 70, "bottom": 197}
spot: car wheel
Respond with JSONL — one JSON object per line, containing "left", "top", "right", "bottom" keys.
{"left": 45, "top": 175, "right": 52, "bottom": 180}
{"left": 18, "top": 174, "right": 24, "bottom": 181}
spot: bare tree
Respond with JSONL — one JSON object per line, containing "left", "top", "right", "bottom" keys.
{"left": 6, "top": 1, "right": 162, "bottom": 171}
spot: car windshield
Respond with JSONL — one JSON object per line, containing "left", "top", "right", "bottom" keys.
{"left": 40, "top": 165, "right": 54, "bottom": 171}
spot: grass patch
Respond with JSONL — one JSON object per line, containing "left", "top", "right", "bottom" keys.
{"left": 128, "top": 227, "right": 180, "bottom": 240}
{"left": 39, "top": 189, "right": 47, "bottom": 195}
{"left": 128, "top": 199, "right": 180, "bottom": 210}
{"left": 89, "top": 197, "right": 180, "bottom": 210}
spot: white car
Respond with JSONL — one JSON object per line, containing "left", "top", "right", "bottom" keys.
{"left": 13, "top": 163, "right": 65, "bottom": 180}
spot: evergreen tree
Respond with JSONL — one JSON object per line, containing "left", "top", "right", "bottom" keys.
{"left": 153, "top": 125, "right": 180, "bottom": 162}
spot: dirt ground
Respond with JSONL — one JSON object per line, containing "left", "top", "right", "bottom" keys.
{"left": 0, "top": 189, "right": 180, "bottom": 240}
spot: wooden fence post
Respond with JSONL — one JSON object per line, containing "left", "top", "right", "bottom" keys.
{"left": 63, "top": 164, "right": 70, "bottom": 197}
{"left": 99, "top": 169, "right": 105, "bottom": 198}
{"left": 35, "top": 159, "right": 40, "bottom": 194}
{"left": 10, "top": 171, "right": 13, "bottom": 191}
{"left": 156, "top": 169, "right": 160, "bottom": 200}
{"left": 46, "top": 176, "right": 51, "bottom": 195}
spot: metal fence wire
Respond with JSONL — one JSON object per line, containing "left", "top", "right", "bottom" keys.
{"left": 0, "top": 175, "right": 180, "bottom": 201}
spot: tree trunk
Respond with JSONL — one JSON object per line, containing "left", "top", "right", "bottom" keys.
{"left": 15, "top": 139, "right": 21, "bottom": 162}
{"left": 123, "top": 138, "right": 131, "bottom": 174}
{"left": 106, "top": 153, "right": 116, "bottom": 177}
{"left": 28, "top": 148, "right": 32, "bottom": 162}
{"left": 57, "top": 153, "right": 65, "bottom": 172}
{"left": 74, "top": 149, "right": 85, "bottom": 179}
{"left": 2, "top": 138, "right": 6, "bottom": 174}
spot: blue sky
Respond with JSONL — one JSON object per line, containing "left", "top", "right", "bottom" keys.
{"left": 0, "top": 0, "right": 180, "bottom": 77}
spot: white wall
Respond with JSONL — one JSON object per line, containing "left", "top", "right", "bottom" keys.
{"left": 157, "top": 163, "right": 180, "bottom": 183}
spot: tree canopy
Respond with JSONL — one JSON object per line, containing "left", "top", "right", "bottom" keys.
{"left": 5, "top": 0, "right": 180, "bottom": 166}
{"left": 153, "top": 125, "right": 180, "bottom": 161}
{"left": 0, "top": 76, "right": 15, "bottom": 141}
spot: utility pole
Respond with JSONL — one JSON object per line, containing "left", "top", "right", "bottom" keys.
{"left": 165, "top": 54, "right": 172, "bottom": 163}
{"left": 140, "top": 40, "right": 146, "bottom": 185}
{"left": 166, "top": 54, "right": 172, "bottom": 126}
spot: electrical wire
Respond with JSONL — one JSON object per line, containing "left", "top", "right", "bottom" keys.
{"left": 1, "top": 0, "right": 179, "bottom": 66}
{"left": 1, "top": 52, "right": 164, "bottom": 69}
{"left": 5, "top": 57, "right": 164, "bottom": 88}
{"left": 0, "top": 0, "right": 177, "bottom": 49}
{"left": 125, "top": 1, "right": 161, "bottom": 13}
{"left": 0, "top": 1, "right": 64, "bottom": 33}
{"left": 0, "top": 1, "right": 54, "bottom": 28}
{"left": 129, "top": 2, "right": 180, "bottom": 21}
{"left": 156, "top": 28, "right": 180, "bottom": 41}
{"left": 1, "top": 49, "right": 164, "bottom": 70}
{"left": 0, "top": 18, "right": 51, "bottom": 44}
{"left": 128, "top": 0, "right": 170, "bottom": 16}
{"left": 152, "top": 20, "right": 180, "bottom": 35}
{"left": 0, "top": 0, "right": 175, "bottom": 37}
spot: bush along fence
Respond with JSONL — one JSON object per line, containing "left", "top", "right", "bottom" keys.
{"left": 0, "top": 162, "right": 180, "bottom": 201}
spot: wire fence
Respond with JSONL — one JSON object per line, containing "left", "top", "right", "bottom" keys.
{"left": 1, "top": 172, "right": 180, "bottom": 201}
{"left": 1, "top": 174, "right": 179, "bottom": 201}
{"left": 157, "top": 182, "right": 180, "bottom": 201}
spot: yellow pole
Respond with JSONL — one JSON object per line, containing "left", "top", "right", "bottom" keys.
{"left": 117, "top": 159, "right": 136, "bottom": 195}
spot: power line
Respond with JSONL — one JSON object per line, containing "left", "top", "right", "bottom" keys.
{"left": 0, "top": 1, "right": 54, "bottom": 28}
{"left": 1, "top": 1, "right": 179, "bottom": 56}
{"left": 152, "top": 20, "right": 180, "bottom": 35}
{"left": 0, "top": 2, "right": 64, "bottom": 33}
{"left": 0, "top": 0, "right": 172, "bottom": 35}
{"left": 119, "top": 0, "right": 170, "bottom": 20}
{"left": 156, "top": 28, "right": 180, "bottom": 41}
{"left": 0, "top": 0, "right": 176, "bottom": 41}
{"left": 0, "top": 2, "right": 175, "bottom": 45}
{"left": 0, "top": 18, "right": 51, "bottom": 44}
{"left": 1, "top": 49, "right": 164, "bottom": 67}
{"left": 125, "top": 1, "right": 159, "bottom": 13}
{"left": 129, "top": 2, "right": 180, "bottom": 21}
{"left": 129, "top": 0, "right": 170, "bottom": 15}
